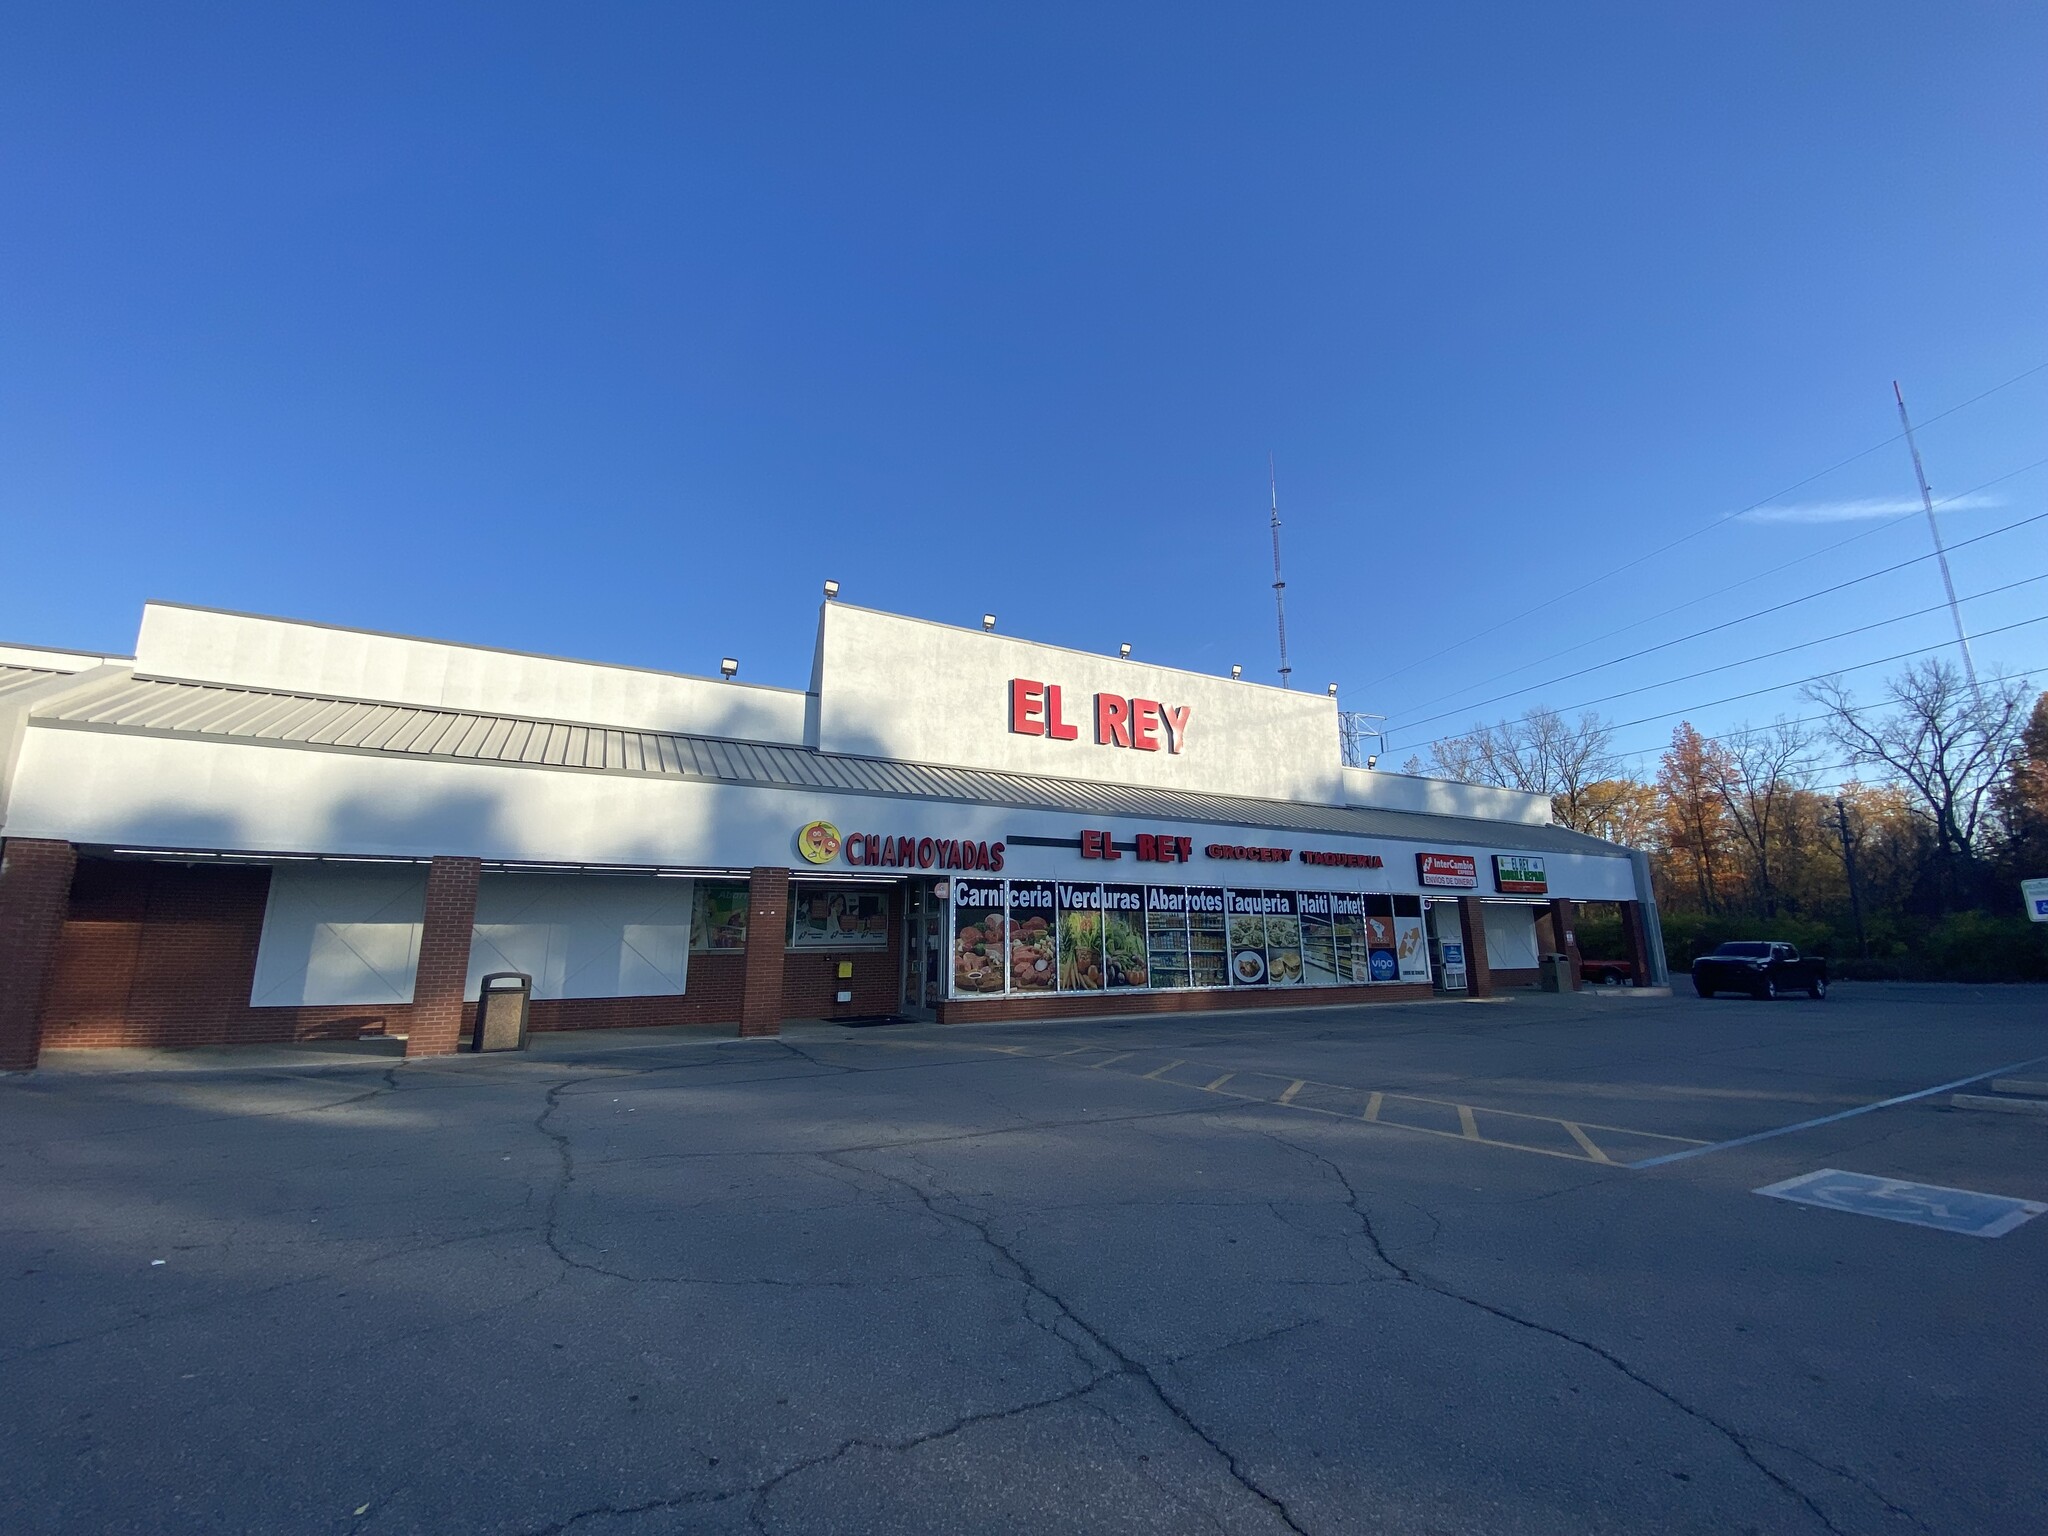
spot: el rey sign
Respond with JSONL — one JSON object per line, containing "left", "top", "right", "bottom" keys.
{"left": 1493, "top": 854, "right": 1548, "bottom": 895}
{"left": 1009, "top": 679, "right": 1191, "bottom": 755}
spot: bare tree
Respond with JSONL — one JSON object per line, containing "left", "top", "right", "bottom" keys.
{"left": 1427, "top": 706, "right": 1621, "bottom": 829}
{"left": 1716, "top": 718, "right": 1819, "bottom": 916}
{"left": 1805, "top": 661, "right": 2033, "bottom": 904}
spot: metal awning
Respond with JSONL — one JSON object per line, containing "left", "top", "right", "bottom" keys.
{"left": 30, "top": 671, "right": 1627, "bottom": 858}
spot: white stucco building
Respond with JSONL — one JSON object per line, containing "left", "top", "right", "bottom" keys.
{"left": 0, "top": 600, "right": 1663, "bottom": 1067}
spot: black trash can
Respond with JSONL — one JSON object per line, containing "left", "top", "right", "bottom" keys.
{"left": 470, "top": 972, "right": 532, "bottom": 1052}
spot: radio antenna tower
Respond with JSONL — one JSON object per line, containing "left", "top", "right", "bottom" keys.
{"left": 1268, "top": 454, "right": 1292, "bottom": 689}
{"left": 1893, "top": 380, "right": 1982, "bottom": 704}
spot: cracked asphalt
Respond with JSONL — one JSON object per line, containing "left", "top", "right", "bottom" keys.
{"left": 5, "top": 983, "right": 2047, "bottom": 1535}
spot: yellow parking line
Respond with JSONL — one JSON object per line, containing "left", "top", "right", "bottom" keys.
{"left": 899, "top": 1038, "right": 1706, "bottom": 1164}
{"left": 1562, "top": 1122, "right": 1614, "bottom": 1164}
{"left": 1198, "top": 1080, "right": 1603, "bottom": 1164}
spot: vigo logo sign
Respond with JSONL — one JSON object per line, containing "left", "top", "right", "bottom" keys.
{"left": 1009, "top": 679, "right": 1191, "bottom": 755}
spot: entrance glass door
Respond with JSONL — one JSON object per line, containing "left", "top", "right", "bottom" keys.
{"left": 900, "top": 882, "right": 944, "bottom": 1018}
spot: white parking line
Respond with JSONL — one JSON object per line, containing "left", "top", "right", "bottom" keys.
{"left": 1630, "top": 1052, "right": 2048, "bottom": 1168}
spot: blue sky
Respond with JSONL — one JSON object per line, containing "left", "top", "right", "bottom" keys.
{"left": 5, "top": 4, "right": 2044, "bottom": 786}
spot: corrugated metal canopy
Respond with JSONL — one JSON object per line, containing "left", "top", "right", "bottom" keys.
{"left": 33, "top": 672, "right": 1626, "bottom": 857}
{"left": 0, "top": 664, "right": 66, "bottom": 705}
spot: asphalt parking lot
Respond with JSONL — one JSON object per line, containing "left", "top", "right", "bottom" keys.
{"left": 5, "top": 983, "right": 2047, "bottom": 1536}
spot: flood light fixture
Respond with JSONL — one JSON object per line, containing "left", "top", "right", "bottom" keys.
{"left": 1119, "top": 642, "right": 1132, "bottom": 659}
{"left": 822, "top": 579, "right": 839, "bottom": 599}
{"left": 1230, "top": 664, "right": 1243, "bottom": 679}
{"left": 720, "top": 657, "right": 739, "bottom": 679}
{"left": 1327, "top": 683, "right": 1339, "bottom": 698}
{"left": 982, "top": 613, "right": 996, "bottom": 632}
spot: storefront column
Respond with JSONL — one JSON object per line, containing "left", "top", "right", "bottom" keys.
{"left": 405, "top": 856, "right": 481, "bottom": 1058}
{"left": 740, "top": 867, "right": 789, "bottom": 1037}
{"left": 1455, "top": 896, "right": 1494, "bottom": 999}
{"left": 0, "top": 838, "right": 77, "bottom": 1072}
{"left": 1619, "top": 900, "right": 1652, "bottom": 987}
{"left": 1548, "top": 898, "right": 1582, "bottom": 989}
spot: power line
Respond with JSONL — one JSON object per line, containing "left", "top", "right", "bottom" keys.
{"left": 1591, "top": 612, "right": 2047, "bottom": 738}
{"left": 1397, "top": 584, "right": 2043, "bottom": 749}
{"left": 1379, "top": 456, "right": 2048, "bottom": 725}
{"left": 1388, "top": 529, "right": 2048, "bottom": 740}
{"left": 1356, "top": 359, "right": 2048, "bottom": 697}
{"left": 1410, "top": 612, "right": 2046, "bottom": 763}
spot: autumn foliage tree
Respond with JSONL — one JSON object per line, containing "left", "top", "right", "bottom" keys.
{"left": 1656, "top": 723, "right": 1737, "bottom": 911}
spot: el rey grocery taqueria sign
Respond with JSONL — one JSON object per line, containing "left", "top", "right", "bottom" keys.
{"left": 1009, "top": 679, "right": 1192, "bottom": 754}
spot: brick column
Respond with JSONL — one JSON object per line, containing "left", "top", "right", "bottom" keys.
{"left": 740, "top": 867, "right": 789, "bottom": 1037}
{"left": 1455, "top": 896, "right": 1494, "bottom": 999}
{"left": 1619, "top": 900, "right": 1651, "bottom": 987}
{"left": 406, "top": 856, "right": 481, "bottom": 1058}
{"left": 1548, "top": 898, "right": 1582, "bottom": 990}
{"left": 0, "top": 839, "right": 78, "bottom": 1072}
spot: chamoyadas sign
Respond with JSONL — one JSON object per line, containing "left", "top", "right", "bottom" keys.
{"left": 1009, "top": 679, "right": 1191, "bottom": 754}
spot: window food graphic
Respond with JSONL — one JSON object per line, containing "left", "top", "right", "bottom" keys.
{"left": 1057, "top": 882, "right": 1106, "bottom": 990}
{"left": 1228, "top": 890, "right": 1299, "bottom": 986}
{"left": 941, "top": 881, "right": 1516, "bottom": 997}
{"left": 951, "top": 879, "right": 1008, "bottom": 994}
{"left": 1100, "top": 885, "right": 1148, "bottom": 989}
{"left": 1006, "top": 880, "right": 1058, "bottom": 992}
{"left": 1265, "top": 904, "right": 1303, "bottom": 984}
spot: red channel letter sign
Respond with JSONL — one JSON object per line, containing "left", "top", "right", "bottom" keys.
{"left": 1009, "top": 679, "right": 1190, "bottom": 755}
{"left": 1416, "top": 852, "right": 1479, "bottom": 888}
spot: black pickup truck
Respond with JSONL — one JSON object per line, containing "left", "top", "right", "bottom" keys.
{"left": 1692, "top": 941, "right": 1828, "bottom": 1000}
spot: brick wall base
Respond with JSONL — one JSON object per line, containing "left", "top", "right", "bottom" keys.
{"left": 38, "top": 858, "right": 905, "bottom": 1053}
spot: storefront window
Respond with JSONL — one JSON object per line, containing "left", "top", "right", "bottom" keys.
{"left": 1392, "top": 894, "right": 1430, "bottom": 983}
{"left": 1187, "top": 889, "right": 1228, "bottom": 987}
{"left": 951, "top": 878, "right": 1007, "bottom": 994}
{"left": 1143, "top": 887, "right": 1192, "bottom": 991}
{"left": 1007, "top": 880, "right": 1057, "bottom": 993}
{"left": 1056, "top": 882, "right": 1104, "bottom": 991}
{"left": 788, "top": 885, "right": 890, "bottom": 948}
{"left": 1363, "top": 895, "right": 1399, "bottom": 983}
{"left": 939, "top": 880, "right": 1424, "bottom": 998}
{"left": 1299, "top": 891, "right": 1339, "bottom": 985}
{"left": 690, "top": 883, "right": 749, "bottom": 952}
{"left": 1330, "top": 891, "right": 1365, "bottom": 982}
{"left": 1101, "top": 885, "right": 1148, "bottom": 989}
